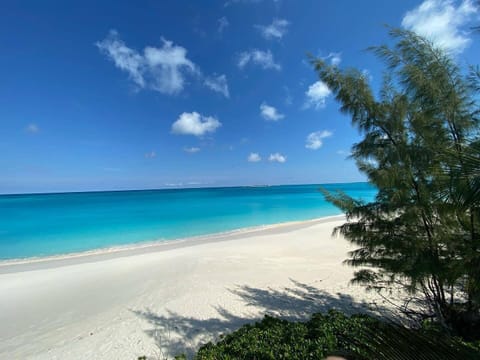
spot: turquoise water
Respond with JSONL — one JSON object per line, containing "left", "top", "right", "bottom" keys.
{"left": 0, "top": 183, "right": 376, "bottom": 260}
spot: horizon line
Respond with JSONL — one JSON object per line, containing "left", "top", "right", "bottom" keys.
{"left": 0, "top": 181, "right": 370, "bottom": 197}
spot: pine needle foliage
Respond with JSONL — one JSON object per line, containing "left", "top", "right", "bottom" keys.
{"left": 313, "top": 28, "right": 480, "bottom": 338}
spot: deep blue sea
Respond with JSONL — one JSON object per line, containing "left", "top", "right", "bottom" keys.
{"left": 0, "top": 182, "right": 376, "bottom": 260}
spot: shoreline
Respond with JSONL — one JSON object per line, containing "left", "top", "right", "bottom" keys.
{"left": 0, "top": 214, "right": 345, "bottom": 274}
{"left": 0, "top": 214, "right": 389, "bottom": 359}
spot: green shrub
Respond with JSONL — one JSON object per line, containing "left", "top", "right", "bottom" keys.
{"left": 194, "top": 311, "right": 480, "bottom": 359}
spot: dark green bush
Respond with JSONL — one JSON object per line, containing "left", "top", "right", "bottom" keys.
{"left": 194, "top": 311, "right": 480, "bottom": 360}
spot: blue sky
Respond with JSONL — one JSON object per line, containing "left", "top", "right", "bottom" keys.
{"left": 1, "top": 0, "right": 479, "bottom": 194}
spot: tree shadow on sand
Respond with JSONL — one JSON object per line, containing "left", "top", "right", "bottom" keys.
{"left": 133, "top": 279, "right": 394, "bottom": 358}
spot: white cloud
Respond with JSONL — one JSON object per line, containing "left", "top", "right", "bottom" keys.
{"left": 304, "top": 81, "right": 331, "bottom": 109}
{"left": 326, "top": 52, "right": 341, "bottom": 66}
{"left": 164, "top": 182, "right": 184, "bottom": 187}
{"left": 248, "top": 152, "right": 261, "bottom": 162}
{"left": 204, "top": 74, "right": 230, "bottom": 98}
{"left": 98, "top": 31, "right": 232, "bottom": 97}
{"left": 218, "top": 17, "right": 230, "bottom": 33}
{"left": 268, "top": 152, "right": 286, "bottom": 163}
{"left": 260, "top": 102, "right": 284, "bottom": 121}
{"left": 402, "top": 0, "right": 478, "bottom": 53}
{"left": 97, "top": 30, "right": 198, "bottom": 95}
{"left": 143, "top": 39, "right": 197, "bottom": 94}
{"left": 184, "top": 146, "right": 201, "bottom": 153}
{"left": 26, "top": 123, "right": 39, "bottom": 133}
{"left": 255, "top": 18, "right": 289, "bottom": 40}
{"left": 144, "top": 150, "right": 156, "bottom": 158}
{"left": 237, "top": 49, "right": 281, "bottom": 70}
{"left": 96, "top": 30, "right": 146, "bottom": 88}
{"left": 305, "top": 130, "right": 333, "bottom": 150}
{"left": 171, "top": 112, "right": 221, "bottom": 137}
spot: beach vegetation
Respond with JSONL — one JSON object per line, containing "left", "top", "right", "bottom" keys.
{"left": 193, "top": 310, "right": 479, "bottom": 359}
{"left": 314, "top": 28, "right": 480, "bottom": 339}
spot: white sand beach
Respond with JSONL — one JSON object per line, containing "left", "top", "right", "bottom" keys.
{"left": 0, "top": 216, "right": 391, "bottom": 359}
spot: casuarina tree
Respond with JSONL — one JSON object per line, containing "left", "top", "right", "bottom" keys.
{"left": 314, "top": 28, "right": 480, "bottom": 339}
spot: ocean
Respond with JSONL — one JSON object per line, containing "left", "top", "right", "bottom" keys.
{"left": 0, "top": 182, "right": 376, "bottom": 260}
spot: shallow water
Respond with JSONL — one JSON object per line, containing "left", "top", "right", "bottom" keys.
{"left": 0, "top": 182, "right": 376, "bottom": 259}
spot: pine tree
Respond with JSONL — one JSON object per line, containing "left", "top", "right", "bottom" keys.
{"left": 314, "top": 28, "right": 480, "bottom": 338}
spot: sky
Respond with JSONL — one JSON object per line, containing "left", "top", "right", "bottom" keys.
{"left": 1, "top": 0, "right": 479, "bottom": 194}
